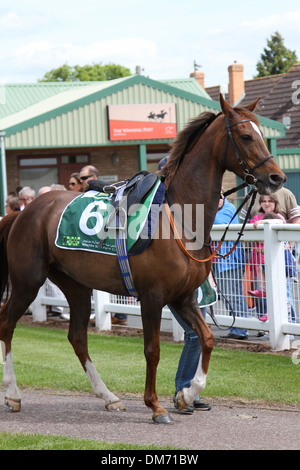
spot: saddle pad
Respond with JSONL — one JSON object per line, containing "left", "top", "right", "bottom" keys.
{"left": 196, "top": 273, "right": 217, "bottom": 308}
{"left": 55, "top": 179, "right": 162, "bottom": 255}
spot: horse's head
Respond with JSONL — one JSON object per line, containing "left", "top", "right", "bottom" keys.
{"left": 219, "top": 94, "right": 286, "bottom": 194}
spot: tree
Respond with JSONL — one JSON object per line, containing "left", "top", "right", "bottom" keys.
{"left": 38, "top": 62, "right": 132, "bottom": 82}
{"left": 255, "top": 32, "right": 298, "bottom": 77}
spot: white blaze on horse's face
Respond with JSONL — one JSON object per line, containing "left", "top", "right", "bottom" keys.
{"left": 250, "top": 121, "right": 264, "bottom": 142}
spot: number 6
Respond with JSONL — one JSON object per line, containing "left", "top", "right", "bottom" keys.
{"left": 79, "top": 201, "right": 107, "bottom": 236}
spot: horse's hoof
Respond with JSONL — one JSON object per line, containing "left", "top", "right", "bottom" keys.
{"left": 5, "top": 397, "right": 21, "bottom": 412}
{"left": 105, "top": 400, "right": 126, "bottom": 412}
{"left": 175, "top": 391, "right": 187, "bottom": 410}
{"left": 153, "top": 413, "right": 175, "bottom": 425}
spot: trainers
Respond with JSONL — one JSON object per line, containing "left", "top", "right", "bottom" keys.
{"left": 173, "top": 395, "right": 211, "bottom": 413}
{"left": 259, "top": 314, "right": 268, "bottom": 321}
{"left": 193, "top": 400, "right": 211, "bottom": 411}
{"left": 248, "top": 288, "right": 266, "bottom": 298}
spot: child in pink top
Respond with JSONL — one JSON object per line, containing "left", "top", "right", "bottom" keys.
{"left": 248, "top": 194, "right": 285, "bottom": 319}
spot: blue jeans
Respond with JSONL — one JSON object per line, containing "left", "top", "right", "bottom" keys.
{"left": 286, "top": 277, "right": 296, "bottom": 322}
{"left": 214, "top": 266, "right": 248, "bottom": 337}
{"left": 169, "top": 305, "right": 206, "bottom": 400}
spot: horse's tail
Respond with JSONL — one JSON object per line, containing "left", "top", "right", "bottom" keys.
{"left": 0, "top": 212, "right": 20, "bottom": 302}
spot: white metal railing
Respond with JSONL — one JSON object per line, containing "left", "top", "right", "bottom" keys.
{"left": 210, "top": 221, "right": 300, "bottom": 351}
{"left": 31, "top": 220, "right": 300, "bottom": 351}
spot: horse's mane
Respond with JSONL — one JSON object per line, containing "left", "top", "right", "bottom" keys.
{"left": 158, "top": 112, "right": 220, "bottom": 186}
{"left": 159, "top": 106, "right": 260, "bottom": 187}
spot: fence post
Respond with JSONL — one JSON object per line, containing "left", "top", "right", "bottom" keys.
{"left": 93, "top": 290, "right": 111, "bottom": 331}
{"left": 263, "top": 221, "right": 290, "bottom": 351}
{"left": 31, "top": 283, "right": 47, "bottom": 322}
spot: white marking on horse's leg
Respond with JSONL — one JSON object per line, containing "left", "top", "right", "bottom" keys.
{"left": 2, "top": 351, "right": 21, "bottom": 401}
{"left": 182, "top": 353, "right": 207, "bottom": 405}
{"left": 84, "top": 359, "right": 120, "bottom": 405}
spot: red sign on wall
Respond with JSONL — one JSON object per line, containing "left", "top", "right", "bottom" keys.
{"left": 108, "top": 104, "right": 177, "bottom": 141}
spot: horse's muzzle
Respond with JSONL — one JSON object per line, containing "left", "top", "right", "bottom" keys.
{"left": 269, "top": 173, "right": 286, "bottom": 187}
{"left": 256, "top": 173, "right": 286, "bottom": 195}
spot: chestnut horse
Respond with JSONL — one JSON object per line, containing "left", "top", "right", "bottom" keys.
{"left": 0, "top": 95, "right": 285, "bottom": 424}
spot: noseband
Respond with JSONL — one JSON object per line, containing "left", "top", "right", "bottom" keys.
{"left": 224, "top": 116, "right": 274, "bottom": 186}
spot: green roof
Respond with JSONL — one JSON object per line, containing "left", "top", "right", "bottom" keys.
{"left": 161, "top": 78, "right": 211, "bottom": 99}
{"left": 0, "top": 75, "right": 285, "bottom": 147}
{"left": 0, "top": 81, "right": 94, "bottom": 119}
{"left": 0, "top": 76, "right": 210, "bottom": 121}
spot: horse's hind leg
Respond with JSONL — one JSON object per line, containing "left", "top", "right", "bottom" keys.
{"left": 49, "top": 270, "right": 125, "bottom": 411}
{"left": 1, "top": 300, "right": 21, "bottom": 411}
{"left": 1, "top": 287, "right": 42, "bottom": 412}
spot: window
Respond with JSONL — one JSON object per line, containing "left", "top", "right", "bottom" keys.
{"left": 18, "top": 154, "right": 89, "bottom": 194}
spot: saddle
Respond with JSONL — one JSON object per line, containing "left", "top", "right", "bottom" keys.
{"left": 88, "top": 171, "right": 158, "bottom": 215}
{"left": 88, "top": 171, "right": 159, "bottom": 243}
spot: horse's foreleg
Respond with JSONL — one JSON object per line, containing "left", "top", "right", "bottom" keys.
{"left": 177, "top": 352, "right": 208, "bottom": 408}
{"left": 172, "top": 298, "right": 213, "bottom": 410}
{"left": 54, "top": 275, "right": 125, "bottom": 411}
{"left": 141, "top": 302, "right": 174, "bottom": 424}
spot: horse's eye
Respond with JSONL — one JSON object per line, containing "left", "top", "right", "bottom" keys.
{"left": 241, "top": 134, "right": 252, "bottom": 142}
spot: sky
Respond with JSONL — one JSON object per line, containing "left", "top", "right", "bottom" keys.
{"left": 1, "top": 0, "right": 300, "bottom": 88}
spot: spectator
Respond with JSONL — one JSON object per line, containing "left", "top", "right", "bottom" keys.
{"left": 19, "top": 186, "right": 35, "bottom": 209}
{"left": 247, "top": 194, "right": 285, "bottom": 299}
{"left": 38, "top": 186, "right": 51, "bottom": 196}
{"left": 158, "top": 155, "right": 212, "bottom": 413}
{"left": 5, "top": 196, "right": 21, "bottom": 214}
{"left": 214, "top": 191, "right": 249, "bottom": 340}
{"left": 240, "top": 186, "right": 300, "bottom": 224}
{"left": 240, "top": 186, "right": 300, "bottom": 326}
{"left": 170, "top": 300, "right": 212, "bottom": 414}
{"left": 68, "top": 172, "right": 83, "bottom": 192}
{"left": 50, "top": 184, "right": 67, "bottom": 191}
{"left": 248, "top": 212, "right": 296, "bottom": 322}
{"left": 79, "top": 165, "right": 99, "bottom": 191}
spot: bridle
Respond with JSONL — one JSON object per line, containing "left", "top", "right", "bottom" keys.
{"left": 165, "top": 115, "right": 275, "bottom": 263}
{"left": 224, "top": 116, "right": 274, "bottom": 187}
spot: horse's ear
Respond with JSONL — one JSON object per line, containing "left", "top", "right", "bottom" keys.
{"left": 245, "top": 97, "right": 260, "bottom": 112}
{"left": 219, "top": 93, "right": 236, "bottom": 119}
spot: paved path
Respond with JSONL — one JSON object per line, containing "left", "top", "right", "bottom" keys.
{"left": 0, "top": 390, "right": 299, "bottom": 450}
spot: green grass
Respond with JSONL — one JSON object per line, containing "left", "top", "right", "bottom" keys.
{"left": 0, "top": 432, "right": 178, "bottom": 450}
{"left": 0, "top": 324, "right": 299, "bottom": 449}
{"left": 1, "top": 324, "right": 298, "bottom": 404}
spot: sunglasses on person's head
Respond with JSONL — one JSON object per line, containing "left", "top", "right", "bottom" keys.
{"left": 80, "top": 175, "right": 94, "bottom": 181}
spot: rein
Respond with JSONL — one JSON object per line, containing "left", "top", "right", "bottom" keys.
{"left": 165, "top": 187, "right": 257, "bottom": 263}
